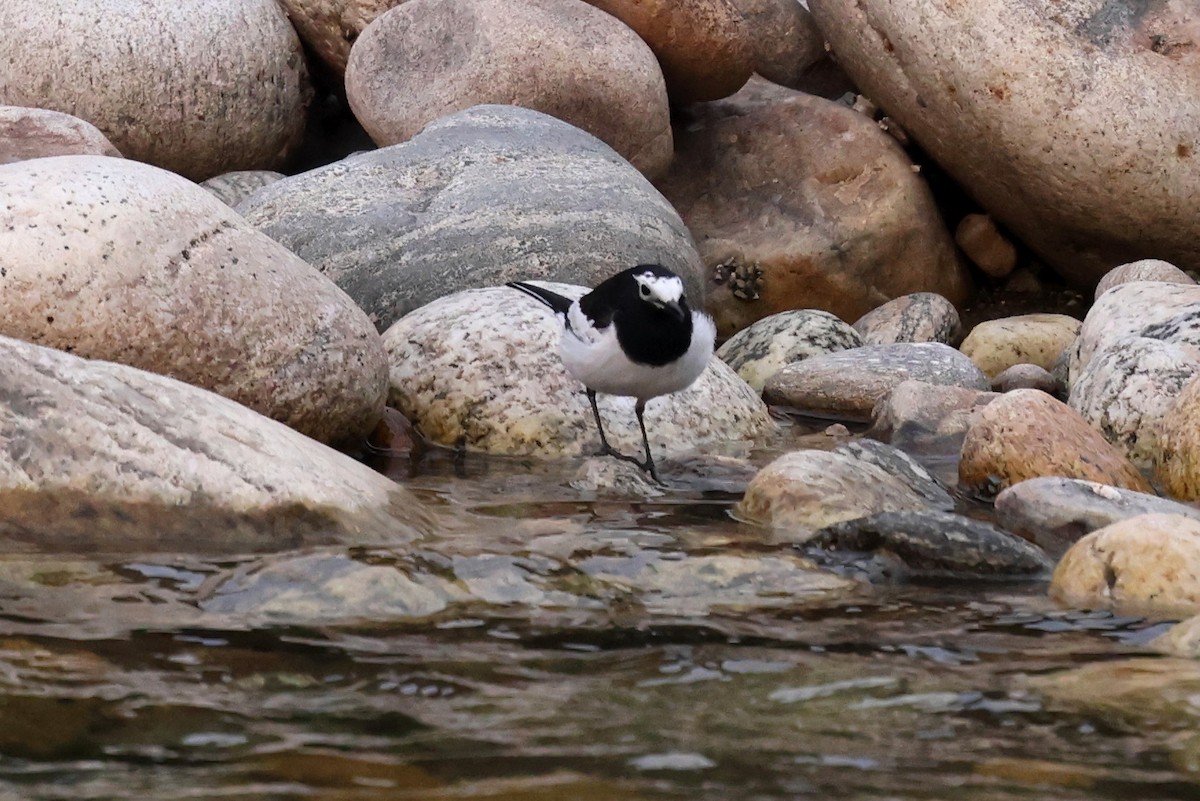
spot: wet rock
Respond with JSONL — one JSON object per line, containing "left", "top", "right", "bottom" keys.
{"left": 955, "top": 213, "right": 1017, "bottom": 279}
{"left": 764, "top": 343, "right": 989, "bottom": 422}
{"left": 0, "top": 105, "right": 121, "bottom": 165}
{"left": 808, "top": 0, "right": 1200, "bottom": 285}
{"left": 995, "top": 477, "right": 1200, "bottom": 560}
{"left": 0, "top": 335, "right": 432, "bottom": 553}
{"left": 716, "top": 309, "right": 863, "bottom": 393}
{"left": 1072, "top": 281, "right": 1200, "bottom": 380}
{"left": 1153, "top": 616, "right": 1200, "bottom": 659}
{"left": 735, "top": 449, "right": 942, "bottom": 539}
{"left": 658, "top": 78, "right": 969, "bottom": 337}
{"left": 1155, "top": 375, "right": 1200, "bottom": 501}
{"left": 570, "top": 453, "right": 759, "bottom": 496}
{"left": 239, "top": 105, "right": 702, "bottom": 332}
{"left": 276, "top": 0, "right": 405, "bottom": 74}
{"left": 959, "top": 389, "right": 1152, "bottom": 496}
{"left": 200, "top": 170, "right": 285, "bottom": 207}
{"left": 1050, "top": 514, "right": 1200, "bottom": 616}
{"left": 383, "top": 283, "right": 774, "bottom": 459}
{"left": 1069, "top": 336, "right": 1200, "bottom": 469}
{"left": 1094, "top": 259, "right": 1195, "bottom": 300}
{"left": 582, "top": 0, "right": 753, "bottom": 104}
{"left": 869, "top": 380, "right": 998, "bottom": 458}
{"left": 345, "top": 0, "right": 672, "bottom": 177}
{"left": 1027, "top": 658, "right": 1200, "bottom": 731}
{"left": 852, "top": 292, "right": 962, "bottom": 346}
{"left": 832, "top": 439, "right": 954, "bottom": 510}
{"left": 0, "top": 0, "right": 309, "bottom": 180}
{"left": 808, "top": 510, "right": 1052, "bottom": 580}
{"left": 959, "top": 314, "right": 1082, "bottom": 379}
{"left": 0, "top": 155, "right": 387, "bottom": 445}
{"left": 991, "top": 364, "right": 1061, "bottom": 396}
{"left": 727, "top": 0, "right": 825, "bottom": 90}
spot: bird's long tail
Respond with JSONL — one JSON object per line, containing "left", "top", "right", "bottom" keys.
{"left": 506, "top": 281, "right": 573, "bottom": 316}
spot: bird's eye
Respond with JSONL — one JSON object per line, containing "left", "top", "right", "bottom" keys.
{"left": 639, "top": 285, "right": 650, "bottom": 298}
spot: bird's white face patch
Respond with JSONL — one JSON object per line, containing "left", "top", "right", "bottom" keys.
{"left": 634, "top": 272, "right": 684, "bottom": 305}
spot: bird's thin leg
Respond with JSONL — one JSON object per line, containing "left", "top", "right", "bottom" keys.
{"left": 634, "top": 400, "right": 662, "bottom": 484}
{"left": 587, "top": 389, "right": 643, "bottom": 466}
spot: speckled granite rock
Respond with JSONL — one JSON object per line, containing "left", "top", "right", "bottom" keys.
{"left": 0, "top": 155, "right": 387, "bottom": 445}
{"left": 959, "top": 389, "right": 1152, "bottom": 496}
{"left": 200, "top": 170, "right": 285, "bottom": 207}
{"left": 869, "top": 380, "right": 998, "bottom": 458}
{"left": 1095, "top": 259, "right": 1194, "bottom": 300}
{"left": 996, "top": 477, "right": 1200, "bottom": 560}
{"left": 852, "top": 292, "right": 961, "bottom": 346}
{"left": 992, "top": 363, "right": 1061, "bottom": 395}
{"left": 716, "top": 309, "right": 863, "bottom": 392}
{"left": 0, "top": 105, "right": 121, "bottom": 165}
{"left": 832, "top": 439, "right": 954, "bottom": 510}
{"left": 1072, "top": 281, "right": 1200, "bottom": 381}
{"left": 239, "top": 105, "right": 703, "bottom": 332}
{"left": 959, "top": 314, "right": 1081, "bottom": 378}
{"left": 1155, "top": 375, "right": 1200, "bottom": 501}
{"left": 1069, "top": 336, "right": 1200, "bottom": 469}
{"left": 382, "top": 283, "right": 774, "bottom": 460}
{"left": 1051, "top": 514, "right": 1200, "bottom": 616}
{"left": 764, "top": 343, "right": 989, "bottom": 421}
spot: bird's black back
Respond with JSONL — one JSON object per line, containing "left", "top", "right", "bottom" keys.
{"left": 583, "top": 265, "right": 694, "bottom": 367}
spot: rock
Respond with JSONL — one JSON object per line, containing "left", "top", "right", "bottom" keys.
{"left": 852, "top": 292, "right": 962, "bottom": 346}
{"left": 276, "top": 0, "right": 406, "bottom": 74}
{"left": 764, "top": 342, "right": 990, "bottom": 422}
{"left": 0, "top": 335, "right": 432, "bottom": 553}
{"left": 715, "top": 309, "right": 863, "bottom": 392}
{"left": 1072, "top": 281, "right": 1200, "bottom": 380}
{"left": 832, "top": 439, "right": 954, "bottom": 510}
{"left": 992, "top": 364, "right": 1061, "bottom": 396}
{"left": 582, "top": 0, "right": 753, "bottom": 104}
{"left": 344, "top": 0, "right": 672, "bottom": 177}
{"left": 735, "top": 449, "right": 942, "bottom": 539}
{"left": 1050, "top": 514, "right": 1200, "bottom": 616}
{"left": 200, "top": 170, "right": 285, "bottom": 207}
{"left": 1095, "top": 259, "right": 1195, "bottom": 300}
{"left": 0, "top": 105, "right": 121, "bottom": 165}
{"left": 995, "top": 477, "right": 1200, "bottom": 560}
{"left": 0, "top": 155, "right": 387, "bottom": 445}
{"left": 1153, "top": 616, "right": 1200, "bottom": 659}
{"left": 959, "top": 314, "right": 1082, "bottom": 379}
{"left": 239, "top": 105, "right": 703, "bottom": 332}
{"left": 729, "top": 0, "right": 826, "bottom": 89}
{"left": 808, "top": 510, "right": 1052, "bottom": 579}
{"left": 1155, "top": 375, "right": 1200, "bottom": 501}
{"left": 869, "top": 380, "right": 998, "bottom": 458}
{"left": 0, "top": 0, "right": 310, "bottom": 180}
{"left": 1069, "top": 336, "right": 1200, "bottom": 469}
{"left": 808, "top": 0, "right": 1200, "bottom": 285}
{"left": 959, "top": 389, "right": 1152, "bottom": 497}
{"left": 657, "top": 78, "right": 969, "bottom": 337}
{"left": 382, "top": 283, "right": 774, "bottom": 460}
{"left": 955, "top": 213, "right": 1017, "bottom": 278}
{"left": 1026, "top": 658, "right": 1200, "bottom": 731}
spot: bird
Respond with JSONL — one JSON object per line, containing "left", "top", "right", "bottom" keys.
{"left": 507, "top": 264, "right": 716, "bottom": 482}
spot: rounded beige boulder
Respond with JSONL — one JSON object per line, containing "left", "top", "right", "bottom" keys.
{"left": 346, "top": 0, "right": 672, "bottom": 178}
{"left": 0, "top": 155, "right": 388, "bottom": 445}
{"left": 1155, "top": 376, "right": 1200, "bottom": 501}
{"left": 277, "top": 0, "right": 407, "bottom": 74}
{"left": 0, "top": 105, "right": 121, "bottom": 166}
{"left": 809, "top": 0, "right": 1200, "bottom": 285}
{"left": 0, "top": 0, "right": 310, "bottom": 180}
{"left": 959, "top": 314, "right": 1082, "bottom": 378}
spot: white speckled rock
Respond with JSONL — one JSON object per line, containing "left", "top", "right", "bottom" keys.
{"left": 0, "top": 155, "right": 388, "bottom": 445}
{"left": 1072, "top": 281, "right": 1200, "bottom": 382}
{"left": 345, "top": 0, "right": 672, "bottom": 177}
{"left": 764, "top": 343, "right": 990, "bottom": 421}
{"left": 1051, "top": 514, "right": 1200, "bottom": 616}
{"left": 1155, "top": 375, "right": 1200, "bottom": 502}
{"left": 1069, "top": 336, "right": 1200, "bottom": 469}
{"left": 0, "top": 0, "right": 310, "bottom": 180}
{"left": 0, "top": 335, "right": 432, "bottom": 553}
{"left": 0, "top": 105, "right": 121, "bottom": 165}
{"left": 382, "top": 284, "right": 775, "bottom": 459}
{"left": 200, "top": 170, "right": 285, "bottom": 208}
{"left": 239, "top": 105, "right": 703, "bottom": 332}
{"left": 1095, "top": 259, "right": 1195, "bottom": 300}
{"left": 716, "top": 310, "right": 863, "bottom": 392}
{"left": 960, "top": 314, "right": 1081, "bottom": 379}
{"left": 852, "top": 292, "right": 962, "bottom": 346}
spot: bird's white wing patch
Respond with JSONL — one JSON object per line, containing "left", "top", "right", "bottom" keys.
{"left": 566, "top": 299, "right": 604, "bottom": 344}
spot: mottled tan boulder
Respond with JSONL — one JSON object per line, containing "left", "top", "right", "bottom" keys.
{"left": 716, "top": 309, "right": 863, "bottom": 392}
{"left": 1051, "top": 514, "right": 1200, "bottom": 616}
{"left": 1094, "top": 259, "right": 1195, "bottom": 300}
{"left": 0, "top": 335, "right": 432, "bottom": 553}
{"left": 277, "top": 0, "right": 407, "bottom": 74}
{"left": 729, "top": 0, "right": 826, "bottom": 89}
{"left": 1155, "top": 376, "right": 1200, "bottom": 501}
{"left": 809, "top": 0, "right": 1200, "bottom": 285}
{"left": 0, "top": 0, "right": 310, "bottom": 180}
{"left": 955, "top": 213, "right": 1017, "bottom": 278}
{"left": 583, "top": 0, "right": 753, "bottom": 103}
{"left": 345, "top": 0, "right": 672, "bottom": 177}
{"left": 959, "top": 389, "right": 1152, "bottom": 495}
{"left": 960, "top": 314, "right": 1082, "bottom": 378}
{"left": 658, "top": 78, "right": 969, "bottom": 336}
{"left": 0, "top": 106, "right": 121, "bottom": 165}
{"left": 0, "top": 155, "right": 387, "bottom": 445}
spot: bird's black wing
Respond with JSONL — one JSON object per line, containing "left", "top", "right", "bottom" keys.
{"left": 506, "top": 281, "right": 574, "bottom": 316}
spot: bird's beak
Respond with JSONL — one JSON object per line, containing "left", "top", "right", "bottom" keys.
{"left": 658, "top": 300, "right": 686, "bottom": 321}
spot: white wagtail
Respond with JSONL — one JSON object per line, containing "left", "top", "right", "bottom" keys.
{"left": 507, "top": 264, "right": 716, "bottom": 481}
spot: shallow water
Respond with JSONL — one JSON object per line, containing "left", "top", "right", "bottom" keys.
{"left": 0, "top": 424, "right": 1196, "bottom": 801}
